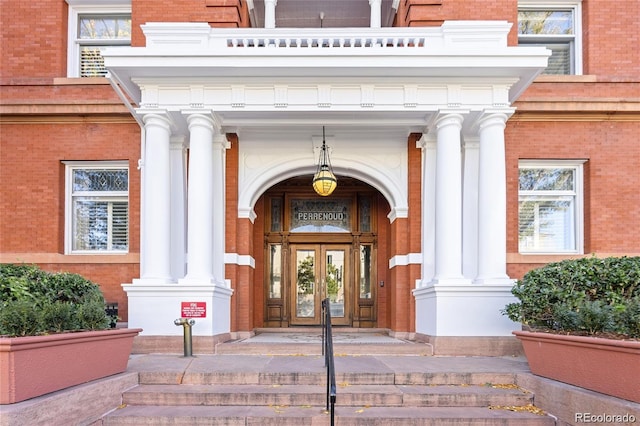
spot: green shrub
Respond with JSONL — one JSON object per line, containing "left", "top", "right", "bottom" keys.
{"left": 0, "top": 264, "right": 112, "bottom": 337}
{"left": 503, "top": 256, "right": 640, "bottom": 339}
{"left": 0, "top": 300, "right": 44, "bottom": 337}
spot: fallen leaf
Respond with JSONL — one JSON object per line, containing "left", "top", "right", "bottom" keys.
{"left": 489, "top": 404, "right": 546, "bottom": 415}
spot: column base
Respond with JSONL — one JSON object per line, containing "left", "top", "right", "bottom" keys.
{"left": 122, "top": 280, "right": 233, "bottom": 336}
{"left": 413, "top": 281, "right": 519, "bottom": 336}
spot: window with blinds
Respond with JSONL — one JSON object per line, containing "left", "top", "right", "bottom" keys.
{"left": 67, "top": 166, "right": 129, "bottom": 253}
{"left": 518, "top": 2, "right": 581, "bottom": 75}
{"left": 77, "top": 14, "right": 131, "bottom": 77}
{"left": 518, "top": 162, "right": 584, "bottom": 254}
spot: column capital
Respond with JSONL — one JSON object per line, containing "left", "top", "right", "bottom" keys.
{"left": 181, "top": 109, "right": 221, "bottom": 129}
{"left": 427, "top": 110, "right": 470, "bottom": 133}
{"left": 472, "top": 108, "right": 515, "bottom": 133}
{"left": 213, "top": 133, "right": 231, "bottom": 150}
{"left": 138, "top": 109, "right": 174, "bottom": 131}
{"left": 462, "top": 135, "right": 480, "bottom": 150}
{"left": 170, "top": 135, "right": 188, "bottom": 151}
{"left": 417, "top": 132, "right": 437, "bottom": 149}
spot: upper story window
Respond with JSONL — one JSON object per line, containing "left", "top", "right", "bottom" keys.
{"left": 518, "top": 160, "right": 585, "bottom": 254}
{"left": 518, "top": 1, "right": 582, "bottom": 75}
{"left": 64, "top": 162, "right": 129, "bottom": 254}
{"left": 66, "top": 1, "right": 131, "bottom": 78}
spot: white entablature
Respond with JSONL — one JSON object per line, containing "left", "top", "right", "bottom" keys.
{"left": 104, "top": 21, "right": 549, "bottom": 135}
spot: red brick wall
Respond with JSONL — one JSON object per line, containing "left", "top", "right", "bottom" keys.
{"left": 0, "top": 0, "right": 67, "bottom": 78}
{"left": 0, "top": 121, "right": 140, "bottom": 252}
{"left": 505, "top": 118, "right": 640, "bottom": 279}
{"left": 582, "top": 0, "right": 640, "bottom": 77}
{"left": 396, "top": 0, "right": 518, "bottom": 45}
{"left": 132, "top": 0, "right": 250, "bottom": 46}
{"left": 0, "top": 120, "right": 141, "bottom": 320}
{"left": 376, "top": 193, "right": 391, "bottom": 329}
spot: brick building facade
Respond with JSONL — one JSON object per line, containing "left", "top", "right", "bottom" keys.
{"left": 1, "top": 1, "right": 638, "bottom": 344}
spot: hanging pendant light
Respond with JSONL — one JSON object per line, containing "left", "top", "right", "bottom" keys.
{"left": 312, "top": 127, "right": 337, "bottom": 196}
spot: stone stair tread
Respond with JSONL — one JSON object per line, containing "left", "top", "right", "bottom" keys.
{"left": 215, "top": 342, "right": 434, "bottom": 356}
{"left": 123, "top": 382, "right": 532, "bottom": 408}
{"left": 138, "top": 370, "right": 519, "bottom": 386}
{"left": 126, "top": 382, "right": 530, "bottom": 397}
{"left": 104, "top": 405, "right": 554, "bottom": 425}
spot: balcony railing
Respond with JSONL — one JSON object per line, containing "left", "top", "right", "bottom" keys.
{"left": 140, "top": 21, "right": 512, "bottom": 53}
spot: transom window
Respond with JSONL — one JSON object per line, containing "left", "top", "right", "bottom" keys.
{"left": 518, "top": 160, "right": 584, "bottom": 254}
{"left": 66, "top": 1, "right": 131, "bottom": 78}
{"left": 64, "top": 162, "right": 129, "bottom": 253}
{"left": 518, "top": 1, "right": 582, "bottom": 75}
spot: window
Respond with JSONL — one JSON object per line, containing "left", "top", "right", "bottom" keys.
{"left": 518, "top": 161, "right": 584, "bottom": 254}
{"left": 64, "top": 162, "right": 129, "bottom": 253}
{"left": 518, "top": 1, "right": 582, "bottom": 75}
{"left": 66, "top": 1, "right": 131, "bottom": 78}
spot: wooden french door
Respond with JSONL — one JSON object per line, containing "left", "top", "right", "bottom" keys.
{"left": 290, "top": 244, "right": 351, "bottom": 325}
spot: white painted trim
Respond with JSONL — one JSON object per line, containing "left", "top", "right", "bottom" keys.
{"left": 518, "top": 159, "right": 586, "bottom": 255}
{"left": 224, "top": 253, "right": 256, "bottom": 268}
{"left": 517, "top": 0, "right": 583, "bottom": 75}
{"left": 65, "top": 0, "right": 131, "bottom": 78}
{"left": 389, "top": 253, "right": 422, "bottom": 269}
{"left": 62, "top": 160, "right": 129, "bottom": 255}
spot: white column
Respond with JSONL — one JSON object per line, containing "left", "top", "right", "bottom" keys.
{"left": 418, "top": 133, "right": 436, "bottom": 286}
{"left": 140, "top": 112, "right": 172, "bottom": 282}
{"left": 433, "top": 112, "right": 469, "bottom": 284}
{"left": 369, "top": 0, "right": 382, "bottom": 28}
{"left": 475, "top": 111, "right": 512, "bottom": 283}
{"left": 212, "top": 134, "right": 228, "bottom": 286}
{"left": 182, "top": 113, "right": 215, "bottom": 282}
{"left": 170, "top": 136, "right": 187, "bottom": 281}
{"left": 462, "top": 136, "right": 479, "bottom": 280}
{"left": 264, "top": 0, "right": 277, "bottom": 28}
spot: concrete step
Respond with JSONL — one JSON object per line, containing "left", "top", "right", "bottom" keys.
{"left": 103, "top": 405, "right": 555, "bottom": 425}
{"left": 139, "top": 368, "right": 519, "bottom": 387}
{"left": 133, "top": 354, "right": 522, "bottom": 387}
{"left": 215, "top": 342, "right": 434, "bottom": 356}
{"left": 106, "top": 354, "right": 550, "bottom": 425}
{"left": 123, "top": 383, "right": 534, "bottom": 408}
{"left": 215, "top": 329, "right": 434, "bottom": 356}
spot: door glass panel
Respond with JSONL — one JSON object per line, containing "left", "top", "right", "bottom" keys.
{"left": 268, "top": 244, "right": 282, "bottom": 299}
{"left": 290, "top": 199, "right": 351, "bottom": 232}
{"left": 325, "top": 249, "right": 345, "bottom": 318}
{"left": 270, "top": 198, "right": 282, "bottom": 232}
{"left": 295, "top": 249, "right": 316, "bottom": 318}
{"left": 359, "top": 196, "right": 371, "bottom": 232}
{"left": 359, "top": 245, "right": 372, "bottom": 299}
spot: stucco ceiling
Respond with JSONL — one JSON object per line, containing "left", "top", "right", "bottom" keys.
{"left": 251, "top": 0, "right": 398, "bottom": 28}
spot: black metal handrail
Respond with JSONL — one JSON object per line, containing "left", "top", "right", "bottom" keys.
{"left": 321, "top": 298, "right": 337, "bottom": 425}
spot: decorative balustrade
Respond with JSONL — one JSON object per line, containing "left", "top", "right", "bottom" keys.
{"left": 140, "top": 21, "right": 512, "bottom": 52}
{"left": 224, "top": 31, "right": 431, "bottom": 49}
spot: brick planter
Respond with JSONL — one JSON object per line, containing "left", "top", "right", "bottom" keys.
{"left": 514, "top": 330, "right": 640, "bottom": 403}
{"left": 0, "top": 328, "right": 142, "bottom": 404}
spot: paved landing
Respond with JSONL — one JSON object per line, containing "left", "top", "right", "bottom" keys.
{"left": 235, "top": 331, "right": 407, "bottom": 344}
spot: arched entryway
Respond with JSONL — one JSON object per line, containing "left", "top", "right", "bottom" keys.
{"left": 254, "top": 176, "right": 390, "bottom": 328}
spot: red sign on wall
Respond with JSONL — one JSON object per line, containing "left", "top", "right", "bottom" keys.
{"left": 181, "top": 302, "right": 207, "bottom": 318}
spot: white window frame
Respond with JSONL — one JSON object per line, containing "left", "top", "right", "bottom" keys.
{"left": 66, "top": 0, "right": 131, "bottom": 78}
{"left": 518, "top": 160, "right": 585, "bottom": 255}
{"left": 64, "top": 161, "right": 129, "bottom": 254}
{"left": 518, "top": 0, "right": 583, "bottom": 75}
